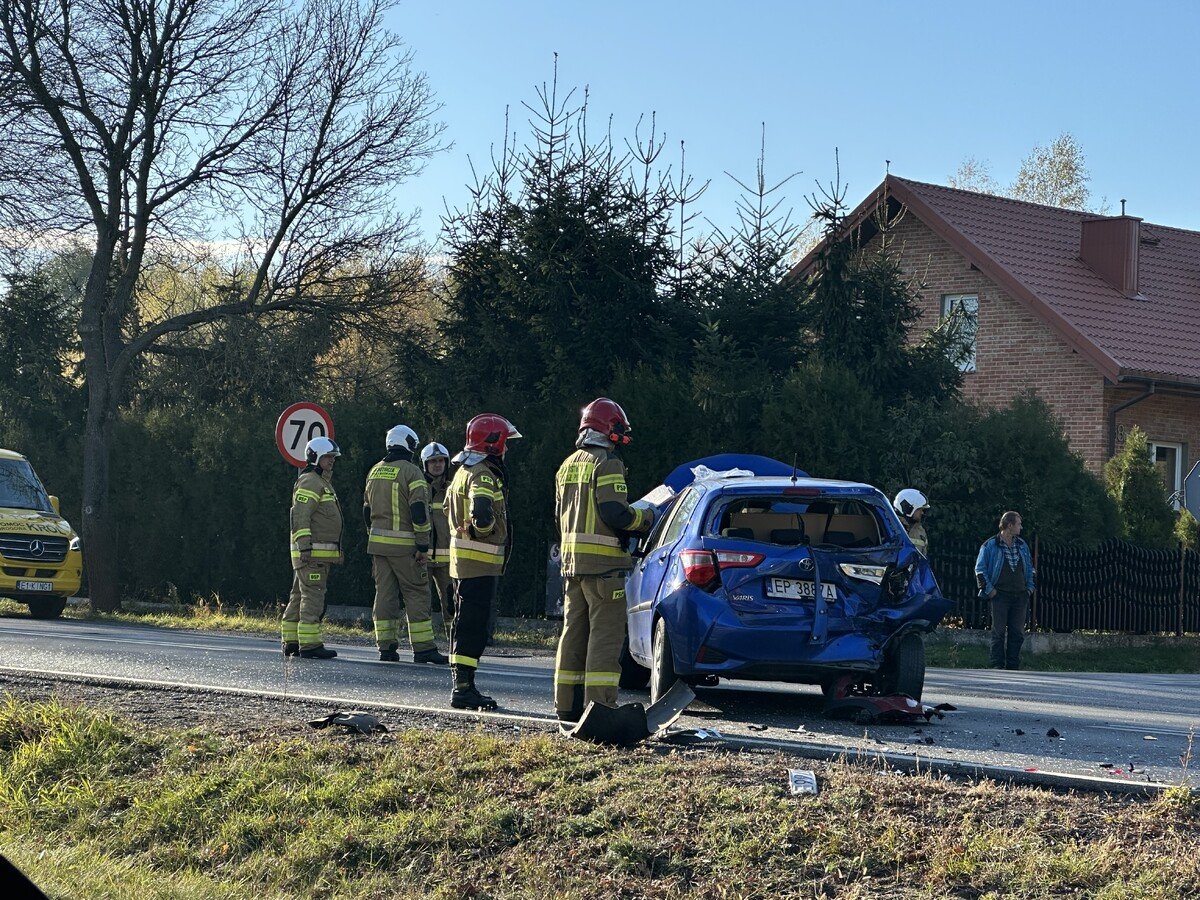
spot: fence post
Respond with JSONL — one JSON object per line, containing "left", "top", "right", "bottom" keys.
{"left": 1031, "top": 533, "right": 1039, "bottom": 631}
{"left": 1180, "top": 541, "right": 1187, "bottom": 638}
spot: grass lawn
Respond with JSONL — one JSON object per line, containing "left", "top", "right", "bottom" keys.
{"left": 925, "top": 639, "right": 1200, "bottom": 674}
{"left": 1, "top": 697, "right": 1197, "bottom": 899}
{"left": 0, "top": 598, "right": 560, "bottom": 650}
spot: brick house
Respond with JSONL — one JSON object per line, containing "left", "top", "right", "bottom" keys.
{"left": 796, "top": 176, "right": 1200, "bottom": 504}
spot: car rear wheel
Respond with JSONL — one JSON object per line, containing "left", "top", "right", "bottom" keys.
{"left": 880, "top": 632, "right": 925, "bottom": 700}
{"left": 27, "top": 597, "right": 67, "bottom": 620}
{"left": 618, "top": 637, "right": 650, "bottom": 690}
{"left": 650, "top": 618, "right": 678, "bottom": 704}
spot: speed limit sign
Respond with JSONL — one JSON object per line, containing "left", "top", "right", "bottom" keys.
{"left": 276, "top": 402, "right": 335, "bottom": 468}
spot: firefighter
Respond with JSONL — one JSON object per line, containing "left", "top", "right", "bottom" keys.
{"left": 420, "top": 441, "right": 455, "bottom": 639}
{"left": 282, "top": 436, "right": 344, "bottom": 660}
{"left": 446, "top": 414, "right": 521, "bottom": 710}
{"left": 553, "top": 398, "right": 654, "bottom": 722}
{"left": 364, "top": 425, "right": 448, "bottom": 664}
{"left": 894, "top": 488, "right": 930, "bottom": 556}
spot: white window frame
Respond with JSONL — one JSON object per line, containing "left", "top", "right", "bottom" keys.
{"left": 941, "top": 293, "right": 979, "bottom": 373}
{"left": 1149, "top": 441, "right": 1185, "bottom": 509}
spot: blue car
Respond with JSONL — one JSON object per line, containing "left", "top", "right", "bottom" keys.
{"left": 621, "top": 455, "right": 951, "bottom": 703}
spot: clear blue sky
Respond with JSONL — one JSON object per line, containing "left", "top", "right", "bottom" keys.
{"left": 391, "top": 1, "right": 1200, "bottom": 246}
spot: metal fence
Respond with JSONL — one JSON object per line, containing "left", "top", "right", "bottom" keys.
{"left": 929, "top": 537, "right": 1200, "bottom": 635}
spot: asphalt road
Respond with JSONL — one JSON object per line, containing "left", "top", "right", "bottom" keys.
{"left": 2, "top": 616, "right": 1197, "bottom": 787}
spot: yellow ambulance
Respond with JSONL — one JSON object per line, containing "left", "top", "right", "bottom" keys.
{"left": 0, "top": 449, "right": 83, "bottom": 618}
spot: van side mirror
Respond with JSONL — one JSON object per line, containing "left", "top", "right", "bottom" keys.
{"left": 49, "top": 495, "right": 60, "bottom": 514}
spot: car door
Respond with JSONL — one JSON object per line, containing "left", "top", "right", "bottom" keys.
{"left": 626, "top": 488, "right": 700, "bottom": 662}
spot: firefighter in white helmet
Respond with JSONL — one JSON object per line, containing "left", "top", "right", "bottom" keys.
{"left": 893, "top": 488, "right": 930, "bottom": 556}
{"left": 282, "top": 436, "right": 344, "bottom": 659}
{"left": 420, "top": 441, "right": 454, "bottom": 638}
{"left": 363, "top": 425, "right": 448, "bottom": 664}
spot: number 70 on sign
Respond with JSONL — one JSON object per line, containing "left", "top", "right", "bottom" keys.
{"left": 275, "top": 402, "right": 336, "bottom": 468}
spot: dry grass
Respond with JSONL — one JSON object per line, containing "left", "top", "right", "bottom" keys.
{"left": 1, "top": 696, "right": 1197, "bottom": 898}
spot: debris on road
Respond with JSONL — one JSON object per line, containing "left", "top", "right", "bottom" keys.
{"left": 564, "top": 680, "right": 695, "bottom": 747}
{"left": 747, "top": 723, "right": 769, "bottom": 732}
{"left": 787, "top": 769, "right": 819, "bottom": 796}
{"left": 1143, "top": 735, "right": 1159, "bottom": 741}
{"left": 308, "top": 711, "right": 387, "bottom": 734}
{"left": 1014, "top": 729, "right": 1026, "bottom": 736}
{"left": 1047, "top": 728, "right": 1061, "bottom": 738}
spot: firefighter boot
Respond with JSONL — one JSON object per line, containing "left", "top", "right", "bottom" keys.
{"left": 282, "top": 641, "right": 300, "bottom": 657}
{"left": 379, "top": 649, "right": 401, "bottom": 662}
{"left": 413, "top": 647, "right": 449, "bottom": 665}
{"left": 450, "top": 665, "right": 497, "bottom": 711}
{"left": 299, "top": 644, "right": 338, "bottom": 659}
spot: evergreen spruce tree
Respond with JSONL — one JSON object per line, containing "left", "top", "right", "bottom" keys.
{"left": 1105, "top": 427, "right": 1177, "bottom": 548}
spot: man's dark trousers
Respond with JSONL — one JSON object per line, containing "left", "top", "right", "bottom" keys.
{"left": 989, "top": 590, "right": 1029, "bottom": 669}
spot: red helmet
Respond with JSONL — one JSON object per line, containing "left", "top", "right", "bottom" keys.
{"left": 464, "top": 414, "right": 522, "bottom": 456}
{"left": 579, "top": 397, "right": 632, "bottom": 445}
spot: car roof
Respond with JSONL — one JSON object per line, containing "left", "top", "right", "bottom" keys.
{"left": 693, "top": 474, "right": 883, "bottom": 494}
{"left": 0, "top": 448, "right": 28, "bottom": 462}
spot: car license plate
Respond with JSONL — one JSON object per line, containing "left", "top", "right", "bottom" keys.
{"left": 17, "top": 580, "right": 54, "bottom": 592}
{"left": 766, "top": 577, "right": 836, "bottom": 601}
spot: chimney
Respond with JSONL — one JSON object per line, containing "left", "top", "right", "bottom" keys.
{"left": 1079, "top": 215, "right": 1141, "bottom": 297}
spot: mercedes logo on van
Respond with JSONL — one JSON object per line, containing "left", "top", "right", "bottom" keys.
{"left": 30, "top": 540, "right": 45, "bottom": 557}
{"left": 799, "top": 557, "right": 814, "bottom": 572}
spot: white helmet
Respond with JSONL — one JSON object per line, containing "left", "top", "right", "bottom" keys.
{"left": 385, "top": 424, "right": 419, "bottom": 453}
{"left": 420, "top": 441, "right": 449, "bottom": 464}
{"left": 305, "top": 436, "right": 341, "bottom": 464}
{"left": 893, "top": 488, "right": 929, "bottom": 519}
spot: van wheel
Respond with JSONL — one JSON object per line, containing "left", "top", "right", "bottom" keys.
{"left": 27, "top": 597, "right": 67, "bottom": 620}
{"left": 650, "top": 618, "right": 678, "bottom": 704}
{"left": 618, "top": 637, "right": 650, "bottom": 690}
{"left": 880, "top": 632, "right": 925, "bottom": 700}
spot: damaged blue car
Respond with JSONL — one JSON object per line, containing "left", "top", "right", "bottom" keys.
{"left": 620, "top": 455, "right": 951, "bottom": 703}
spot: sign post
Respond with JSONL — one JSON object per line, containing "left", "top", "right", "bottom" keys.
{"left": 275, "top": 402, "right": 336, "bottom": 468}
{"left": 1184, "top": 460, "right": 1200, "bottom": 521}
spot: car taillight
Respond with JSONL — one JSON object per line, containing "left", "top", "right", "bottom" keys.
{"left": 680, "top": 549, "right": 719, "bottom": 590}
{"left": 714, "top": 551, "right": 766, "bottom": 568}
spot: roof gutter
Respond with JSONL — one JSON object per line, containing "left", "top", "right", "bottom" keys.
{"left": 1107, "top": 382, "right": 1156, "bottom": 458}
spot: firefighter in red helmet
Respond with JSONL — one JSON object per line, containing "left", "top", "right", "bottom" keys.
{"left": 553, "top": 398, "right": 654, "bottom": 721}
{"left": 444, "top": 413, "right": 521, "bottom": 710}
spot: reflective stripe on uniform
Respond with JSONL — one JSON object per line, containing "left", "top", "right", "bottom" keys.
{"left": 555, "top": 669, "right": 585, "bottom": 685}
{"left": 375, "top": 619, "right": 400, "bottom": 641}
{"left": 281, "top": 620, "right": 299, "bottom": 642}
{"left": 408, "top": 619, "right": 435, "bottom": 644}
{"left": 295, "top": 488, "right": 321, "bottom": 502}
{"left": 370, "top": 527, "right": 415, "bottom": 542}
{"left": 560, "top": 532, "right": 626, "bottom": 558}
{"left": 291, "top": 528, "right": 312, "bottom": 540}
{"left": 584, "top": 671, "right": 620, "bottom": 687}
{"left": 431, "top": 501, "right": 443, "bottom": 510}
{"left": 595, "top": 474, "right": 625, "bottom": 489}
{"left": 450, "top": 536, "right": 505, "bottom": 563}
{"left": 449, "top": 653, "right": 478, "bottom": 667}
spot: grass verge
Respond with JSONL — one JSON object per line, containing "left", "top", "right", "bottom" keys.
{"left": 925, "top": 640, "right": 1200, "bottom": 674}
{"left": 0, "top": 598, "right": 559, "bottom": 650}
{"left": 1, "top": 697, "right": 1198, "bottom": 899}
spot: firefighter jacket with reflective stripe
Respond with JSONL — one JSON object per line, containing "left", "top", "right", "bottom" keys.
{"left": 447, "top": 460, "right": 508, "bottom": 578}
{"left": 555, "top": 446, "right": 650, "bottom": 577}
{"left": 364, "top": 458, "right": 430, "bottom": 557}
{"left": 426, "top": 472, "right": 451, "bottom": 566}
{"left": 290, "top": 469, "right": 343, "bottom": 568}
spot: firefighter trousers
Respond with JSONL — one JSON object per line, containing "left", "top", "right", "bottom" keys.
{"left": 371, "top": 554, "right": 436, "bottom": 652}
{"left": 554, "top": 573, "right": 627, "bottom": 715}
{"left": 283, "top": 563, "right": 330, "bottom": 649}
{"left": 450, "top": 575, "right": 498, "bottom": 672}
{"left": 429, "top": 564, "right": 454, "bottom": 637}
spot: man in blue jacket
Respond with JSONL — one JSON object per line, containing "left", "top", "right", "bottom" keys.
{"left": 975, "top": 511, "right": 1036, "bottom": 670}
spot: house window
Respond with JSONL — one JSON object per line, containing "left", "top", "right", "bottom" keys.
{"left": 941, "top": 294, "right": 979, "bottom": 373}
{"left": 1150, "top": 441, "right": 1184, "bottom": 508}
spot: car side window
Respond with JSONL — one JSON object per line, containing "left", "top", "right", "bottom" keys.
{"left": 649, "top": 488, "right": 699, "bottom": 552}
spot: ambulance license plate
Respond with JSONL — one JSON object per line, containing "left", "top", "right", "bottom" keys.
{"left": 765, "top": 577, "right": 836, "bottom": 601}
{"left": 17, "top": 581, "right": 53, "bottom": 592}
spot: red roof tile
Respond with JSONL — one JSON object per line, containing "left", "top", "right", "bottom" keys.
{"left": 807, "top": 177, "right": 1200, "bottom": 385}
